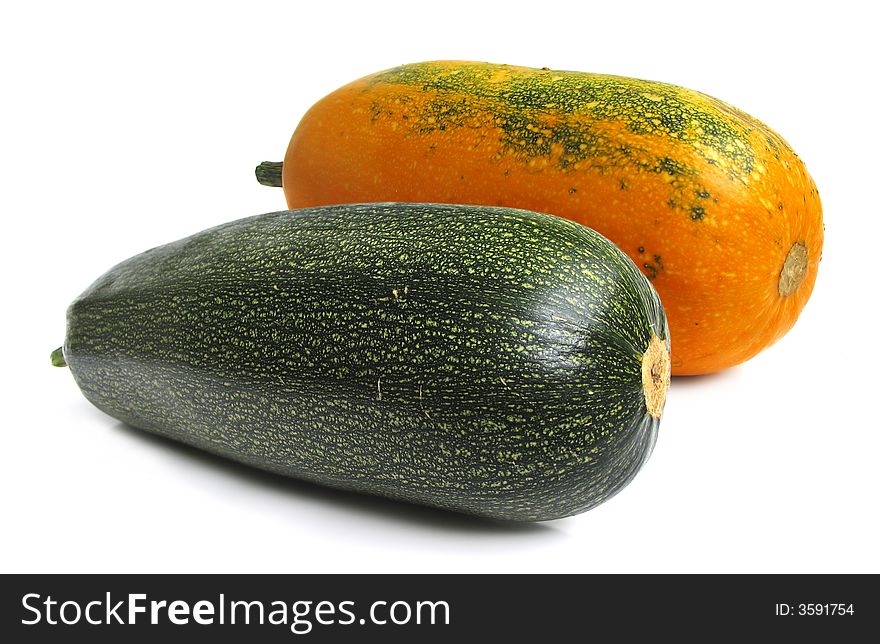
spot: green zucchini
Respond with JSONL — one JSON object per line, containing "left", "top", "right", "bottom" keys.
{"left": 55, "top": 203, "right": 670, "bottom": 521}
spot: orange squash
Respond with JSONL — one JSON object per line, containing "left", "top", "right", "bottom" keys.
{"left": 262, "top": 61, "right": 823, "bottom": 375}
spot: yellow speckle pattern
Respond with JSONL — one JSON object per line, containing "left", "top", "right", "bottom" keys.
{"left": 63, "top": 204, "right": 667, "bottom": 521}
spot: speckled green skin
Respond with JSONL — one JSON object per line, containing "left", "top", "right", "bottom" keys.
{"left": 369, "top": 61, "right": 787, "bottom": 187}
{"left": 63, "top": 203, "right": 668, "bottom": 521}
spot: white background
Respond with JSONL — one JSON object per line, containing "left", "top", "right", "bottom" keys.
{"left": 2, "top": 1, "right": 877, "bottom": 573}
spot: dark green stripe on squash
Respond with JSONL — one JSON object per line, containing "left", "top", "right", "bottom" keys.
{"left": 59, "top": 203, "right": 669, "bottom": 521}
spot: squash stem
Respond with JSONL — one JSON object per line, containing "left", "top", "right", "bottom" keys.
{"left": 255, "top": 161, "right": 284, "bottom": 187}
{"left": 778, "top": 242, "right": 808, "bottom": 297}
{"left": 51, "top": 346, "right": 67, "bottom": 368}
{"left": 641, "top": 335, "right": 670, "bottom": 419}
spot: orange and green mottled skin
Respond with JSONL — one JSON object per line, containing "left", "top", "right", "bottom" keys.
{"left": 60, "top": 204, "right": 668, "bottom": 521}
{"left": 282, "top": 61, "right": 823, "bottom": 375}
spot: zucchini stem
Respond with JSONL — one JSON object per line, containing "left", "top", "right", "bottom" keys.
{"left": 255, "top": 161, "right": 284, "bottom": 187}
{"left": 50, "top": 346, "right": 67, "bottom": 368}
{"left": 641, "top": 335, "right": 670, "bottom": 419}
